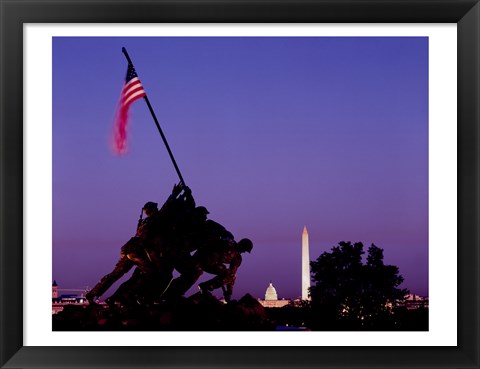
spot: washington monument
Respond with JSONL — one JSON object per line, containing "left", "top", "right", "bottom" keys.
{"left": 302, "top": 226, "right": 311, "bottom": 300}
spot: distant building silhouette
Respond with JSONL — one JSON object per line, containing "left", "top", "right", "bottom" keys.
{"left": 52, "top": 280, "right": 88, "bottom": 314}
{"left": 52, "top": 280, "right": 59, "bottom": 299}
{"left": 302, "top": 226, "right": 311, "bottom": 301}
{"left": 258, "top": 282, "right": 289, "bottom": 308}
{"left": 265, "top": 282, "right": 278, "bottom": 300}
{"left": 400, "top": 293, "right": 429, "bottom": 310}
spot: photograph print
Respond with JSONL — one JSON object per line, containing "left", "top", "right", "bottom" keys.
{"left": 52, "top": 36, "right": 428, "bottom": 331}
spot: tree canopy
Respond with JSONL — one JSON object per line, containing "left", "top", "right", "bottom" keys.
{"left": 309, "top": 241, "right": 409, "bottom": 330}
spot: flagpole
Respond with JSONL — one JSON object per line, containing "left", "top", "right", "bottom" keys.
{"left": 121, "top": 47, "right": 186, "bottom": 187}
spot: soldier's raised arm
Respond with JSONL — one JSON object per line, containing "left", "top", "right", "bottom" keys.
{"left": 181, "top": 185, "right": 196, "bottom": 209}
{"left": 159, "top": 183, "right": 182, "bottom": 213}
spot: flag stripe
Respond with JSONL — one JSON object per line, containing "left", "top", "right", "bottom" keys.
{"left": 122, "top": 78, "right": 146, "bottom": 106}
{"left": 124, "top": 76, "right": 141, "bottom": 89}
{"left": 123, "top": 83, "right": 145, "bottom": 99}
{"left": 124, "top": 90, "right": 146, "bottom": 106}
{"left": 112, "top": 63, "right": 147, "bottom": 154}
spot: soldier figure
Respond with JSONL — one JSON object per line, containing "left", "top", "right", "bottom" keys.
{"left": 85, "top": 201, "right": 159, "bottom": 304}
{"left": 195, "top": 238, "right": 253, "bottom": 302}
{"left": 105, "top": 184, "right": 198, "bottom": 306}
{"left": 153, "top": 202, "right": 204, "bottom": 300}
{"left": 160, "top": 204, "right": 236, "bottom": 299}
{"left": 87, "top": 183, "right": 253, "bottom": 306}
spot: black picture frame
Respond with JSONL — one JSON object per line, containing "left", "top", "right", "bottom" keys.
{"left": 1, "top": 1, "right": 478, "bottom": 368}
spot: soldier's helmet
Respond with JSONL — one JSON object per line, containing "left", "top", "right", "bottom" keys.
{"left": 238, "top": 238, "right": 253, "bottom": 253}
{"left": 143, "top": 202, "right": 158, "bottom": 211}
{"left": 195, "top": 206, "right": 210, "bottom": 215}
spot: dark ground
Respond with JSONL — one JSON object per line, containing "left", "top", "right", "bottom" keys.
{"left": 52, "top": 293, "right": 428, "bottom": 331}
{"left": 53, "top": 293, "right": 275, "bottom": 331}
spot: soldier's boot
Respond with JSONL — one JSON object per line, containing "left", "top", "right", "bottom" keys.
{"left": 105, "top": 296, "right": 116, "bottom": 308}
{"left": 105, "top": 289, "right": 130, "bottom": 308}
{"left": 222, "top": 286, "right": 232, "bottom": 303}
{"left": 224, "top": 293, "right": 232, "bottom": 303}
{"left": 198, "top": 282, "right": 213, "bottom": 295}
{"left": 85, "top": 291, "right": 97, "bottom": 305}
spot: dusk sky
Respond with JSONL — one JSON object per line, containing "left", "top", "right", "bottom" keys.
{"left": 53, "top": 37, "right": 428, "bottom": 300}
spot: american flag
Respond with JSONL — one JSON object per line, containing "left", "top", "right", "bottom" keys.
{"left": 112, "top": 63, "right": 147, "bottom": 154}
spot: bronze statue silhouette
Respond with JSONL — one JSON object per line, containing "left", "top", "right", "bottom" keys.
{"left": 88, "top": 183, "right": 253, "bottom": 308}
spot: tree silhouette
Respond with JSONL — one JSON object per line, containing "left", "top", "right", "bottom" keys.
{"left": 309, "top": 241, "right": 409, "bottom": 330}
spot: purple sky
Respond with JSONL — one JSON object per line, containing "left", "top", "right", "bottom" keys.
{"left": 53, "top": 37, "right": 428, "bottom": 300}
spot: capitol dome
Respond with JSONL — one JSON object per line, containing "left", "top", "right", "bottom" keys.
{"left": 265, "top": 282, "right": 278, "bottom": 301}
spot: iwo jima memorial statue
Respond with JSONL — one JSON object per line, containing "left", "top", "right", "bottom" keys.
{"left": 53, "top": 48, "right": 270, "bottom": 331}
